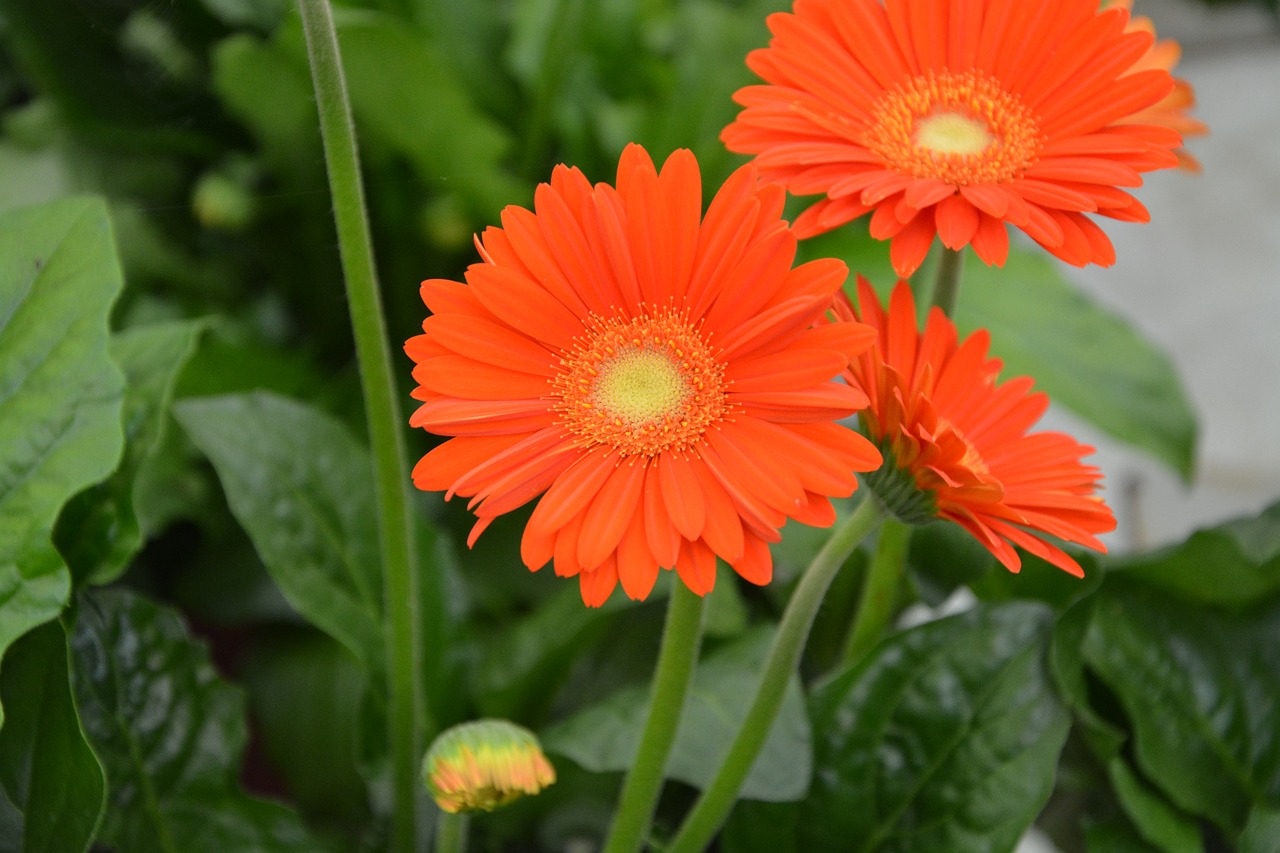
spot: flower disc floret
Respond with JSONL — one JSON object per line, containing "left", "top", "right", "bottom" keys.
{"left": 553, "top": 307, "right": 728, "bottom": 458}
{"left": 867, "top": 70, "right": 1043, "bottom": 186}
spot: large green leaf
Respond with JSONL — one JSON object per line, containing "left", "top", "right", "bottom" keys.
{"left": 803, "top": 602, "right": 1069, "bottom": 851}
{"left": 1107, "top": 498, "right": 1280, "bottom": 606}
{"left": 1081, "top": 580, "right": 1280, "bottom": 835}
{"left": 0, "top": 197, "right": 125, "bottom": 724}
{"left": 1106, "top": 756, "right": 1202, "bottom": 853}
{"left": 542, "top": 627, "right": 812, "bottom": 802}
{"left": 174, "top": 392, "right": 382, "bottom": 671}
{"left": 70, "top": 588, "right": 325, "bottom": 853}
{"left": 805, "top": 230, "right": 1197, "bottom": 480}
{"left": 0, "top": 620, "right": 105, "bottom": 853}
{"left": 56, "top": 319, "right": 205, "bottom": 585}
{"left": 240, "top": 628, "right": 368, "bottom": 826}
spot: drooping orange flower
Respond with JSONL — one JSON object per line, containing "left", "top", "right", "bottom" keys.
{"left": 835, "top": 278, "right": 1115, "bottom": 576}
{"left": 722, "top": 0, "right": 1185, "bottom": 276}
{"left": 407, "top": 144, "right": 882, "bottom": 606}
{"left": 1110, "top": 0, "right": 1208, "bottom": 172}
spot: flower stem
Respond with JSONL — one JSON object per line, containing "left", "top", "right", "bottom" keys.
{"left": 603, "top": 581, "right": 708, "bottom": 853}
{"left": 840, "top": 518, "right": 910, "bottom": 666}
{"left": 930, "top": 246, "right": 966, "bottom": 316}
{"left": 434, "top": 812, "right": 469, "bottom": 853}
{"left": 297, "top": 3, "right": 424, "bottom": 851}
{"left": 667, "top": 497, "right": 882, "bottom": 852}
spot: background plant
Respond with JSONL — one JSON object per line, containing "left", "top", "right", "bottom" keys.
{"left": 0, "top": 1, "right": 1275, "bottom": 851}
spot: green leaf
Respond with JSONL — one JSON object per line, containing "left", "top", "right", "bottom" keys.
{"left": 1081, "top": 581, "right": 1280, "bottom": 834}
{"left": 1242, "top": 806, "right": 1280, "bottom": 853}
{"left": 329, "top": 12, "right": 526, "bottom": 218}
{"left": 240, "top": 628, "right": 369, "bottom": 826}
{"left": 472, "top": 584, "right": 622, "bottom": 721}
{"left": 720, "top": 800, "right": 802, "bottom": 853}
{"left": 957, "top": 247, "right": 1197, "bottom": 481}
{"left": 210, "top": 33, "right": 321, "bottom": 185}
{"left": 0, "top": 196, "right": 125, "bottom": 724}
{"left": 70, "top": 588, "right": 326, "bottom": 853}
{"left": 1107, "top": 499, "right": 1280, "bottom": 606}
{"left": 0, "top": 620, "right": 105, "bottom": 853}
{"left": 174, "top": 392, "right": 382, "bottom": 671}
{"left": 804, "top": 602, "right": 1069, "bottom": 851}
{"left": 542, "top": 627, "right": 812, "bottom": 802}
{"left": 56, "top": 319, "right": 205, "bottom": 585}
{"left": 1107, "top": 757, "right": 1202, "bottom": 853}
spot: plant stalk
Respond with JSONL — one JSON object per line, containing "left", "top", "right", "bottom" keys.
{"left": 667, "top": 497, "right": 882, "bottom": 852}
{"left": 298, "top": 3, "right": 425, "bottom": 851}
{"left": 841, "top": 518, "right": 910, "bottom": 666}
{"left": 930, "top": 246, "right": 966, "bottom": 316}
{"left": 603, "top": 581, "right": 708, "bottom": 853}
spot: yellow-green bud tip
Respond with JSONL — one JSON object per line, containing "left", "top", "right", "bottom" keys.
{"left": 422, "top": 719, "right": 556, "bottom": 814}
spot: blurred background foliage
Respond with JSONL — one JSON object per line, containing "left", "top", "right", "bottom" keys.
{"left": 0, "top": 1, "right": 1277, "bottom": 851}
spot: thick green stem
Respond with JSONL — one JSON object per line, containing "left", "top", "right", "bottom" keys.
{"left": 841, "top": 518, "right": 910, "bottom": 666}
{"left": 667, "top": 498, "right": 882, "bottom": 852}
{"left": 603, "top": 582, "right": 708, "bottom": 853}
{"left": 298, "top": 3, "right": 424, "bottom": 851}
{"left": 930, "top": 246, "right": 965, "bottom": 316}
{"left": 434, "top": 812, "right": 469, "bottom": 853}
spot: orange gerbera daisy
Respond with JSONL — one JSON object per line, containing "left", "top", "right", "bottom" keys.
{"left": 1110, "top": 0, "right": 1208, "bottom": 172}
{"left": 835, "top": 278, "right": 1115, "bottom": 576}
{"left": 722, "top": 0, "right": 1185, "bottom": 276}
{"left": 406, "top": 144, "right": 882, "bottom": 606}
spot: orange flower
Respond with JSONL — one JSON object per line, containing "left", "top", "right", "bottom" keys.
{"left": 1110, "top": 0, "right": 1208, "bottom": 172}
{"left": 722, "top": 0, "right": 1185, "bottom": 276}
{"left": 406, "top": 144, "right": 882, "bottom": 606}
{"left": 835, "top": 278, "right": 1116, "bottom": 576}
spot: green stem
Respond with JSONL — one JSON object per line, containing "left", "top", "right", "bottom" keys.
{"left": 840, "top": 518, "right": 910, "bottom": 666}
{"left": 434, "top": 812, "right": 469, "bottom": 853}
{"left": 297, "top": 3, "right": 424, "bottom": 852}
{"left": 603, "top": 582, "right": 708, "bottom": 853}
{"left": 930, "top": 246, "right": 965, "bottom": 316}
{"left": 667, "top": 498, "right": 882, "bottom": 852}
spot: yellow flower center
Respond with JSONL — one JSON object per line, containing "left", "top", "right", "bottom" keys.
{"left": 553, "top": 307, "right": 727, "bottom": 458}
{"left": 866, "top": 69, "right": 1043, "bottom": 185}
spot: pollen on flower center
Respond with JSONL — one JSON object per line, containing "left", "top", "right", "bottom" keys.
{"left": 915, "top": 110, "right": 994, "bottom": 156}
{"left": 552, "top": 306, "right": 728, "bottom": 457}
{"left": 865, "top": 69, "right": 1043, "bottom": 185}
{"left": 593, "top": 349, "right": 689, "bottom": 424}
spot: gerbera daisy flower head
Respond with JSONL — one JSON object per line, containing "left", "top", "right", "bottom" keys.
{"left": 406, "top": 144, "right": 883, "bottom": 607}
{"left": 423, "top": 719, "right": 556, "bottom": 814}
{"left": 722, "top": 0, "right": 1186, "bottom": 276}
{"left": 1109, "top": 0, "right": 1208, "bottom": 172}
{"left": 834, "top": 276, "right": 1116, "bottom": 577}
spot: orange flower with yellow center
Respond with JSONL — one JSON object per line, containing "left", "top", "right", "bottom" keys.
{"left": 722, "top": 0, "right": 1185, "bottom": 276}
{"left": 406, "top": 144, "right": 882, "bottom": 606}
{"left": 836, "top": 278, "right": 1116, "bottom": 576}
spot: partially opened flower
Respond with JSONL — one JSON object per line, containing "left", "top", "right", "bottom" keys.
{"left": 423, "top": 719, "right": 556, "bottom": 814}
{"left": 407, "top": 144, "right": 882, "bottom": 606}
{"left": 1110, "top": 0, "right": 1208, "bottom": 172}
{"left": 722, "top": 0, "right": 1185, "bottom": 276}
{"left": 836, "top": 278, "right": 1116, "bottom": 576}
